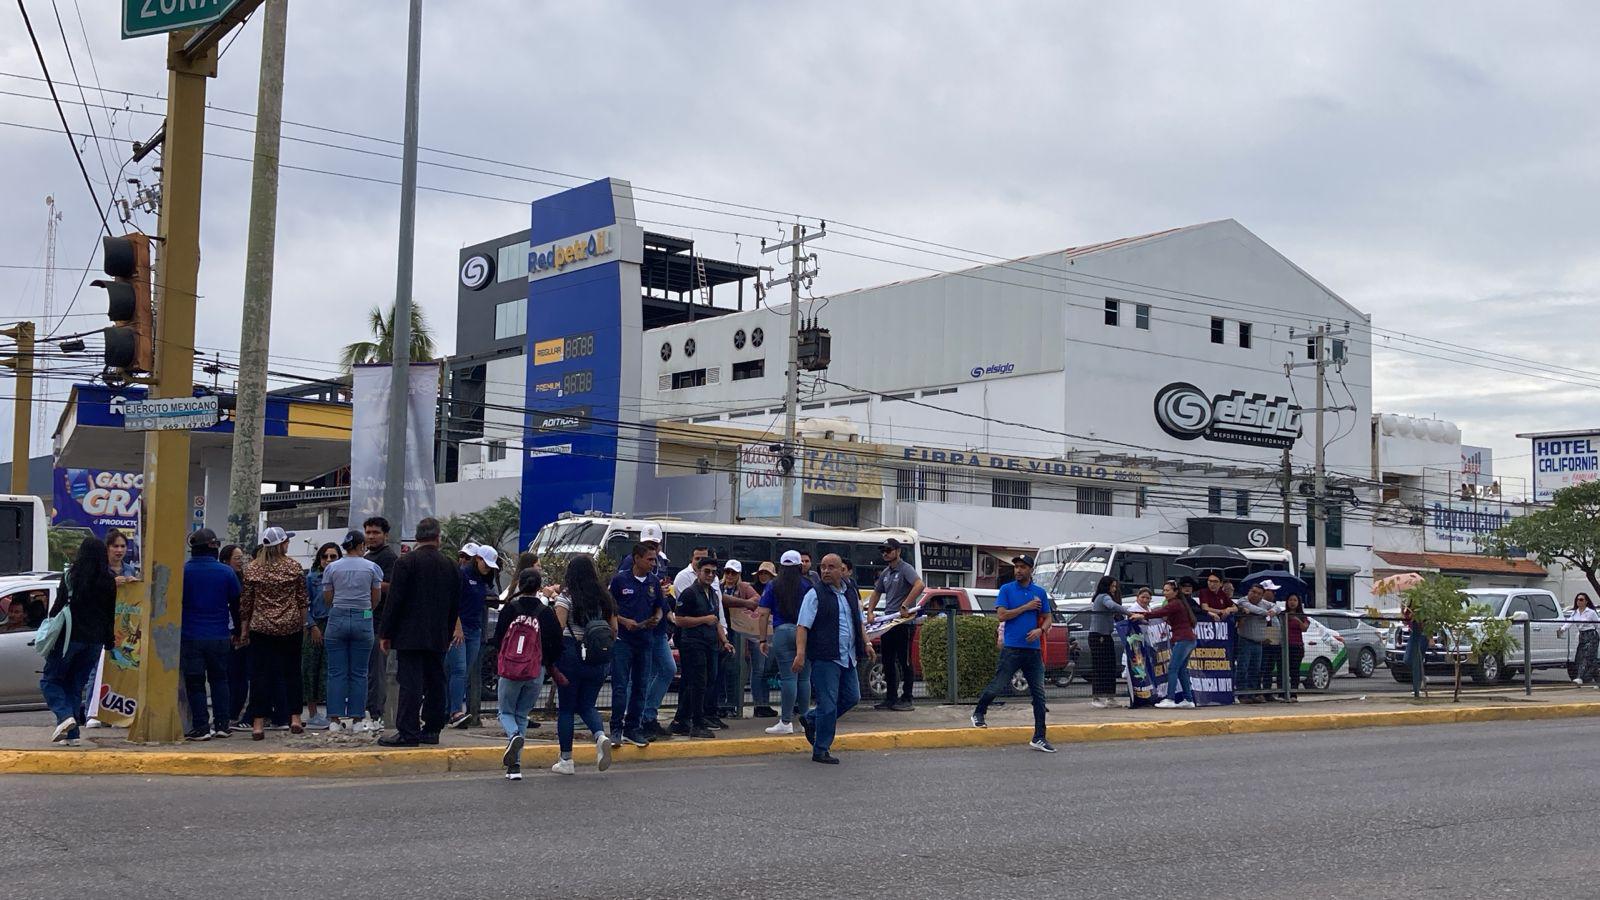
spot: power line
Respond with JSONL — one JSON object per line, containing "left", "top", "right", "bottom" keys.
{"left": 11, "top": 1, "right": 109, "bottom": 233}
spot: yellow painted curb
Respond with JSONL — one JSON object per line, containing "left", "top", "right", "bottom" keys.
{"left": 3, "top": 702, "right": 1598, "bottom": 778}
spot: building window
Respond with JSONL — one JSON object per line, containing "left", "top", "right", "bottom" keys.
{"left": 486, "top": 440, "right": 507, "bottom": 462}
{"left": 493, "top": 299, "right": 526, "bottom": 340}
{"left": 1207, "top": 487, "right": 1222, "bottom": 515}
{"left": 1104, "top": 299, "right": 1120, "bottom": 327}
{"left": 671, "top": 368, "right": 707, "bottom": 390}
{"left": 992, "top": 478, "right": 1031, "bottom": 510}
{"left": 1306, "top": 502, "right": 1344, "bottom": 549}
{"left": 921, "top": 387, "right": 957, "bottom": 397}
{"left": 896, "top": 467, "right": 947, "bottom": 502}
{"left": 1210, "top": 317, "right": 1225, "bottom": 345}
{"left": 1235, "top": 490, "right": 1250, "bottom": 516}
{"left": 1135, "top": 304, "right": 1150, "bottom": 330}
{"left": 1306, "top": 336, "right": 1317, "bottom": 360}
{"left": 1239, "top": 322, "right": 1252, "bottom": 349}
{"left": 497, "top": 241, "right": 530, "bottom": 282}
{"left": 1076, "top": 486, "right": 1113, "bottom": 517}
{"left": 732, "top": 359, "right": 765, "bottom": 381}
{"left": 1332, "top": 338, "right": 1346, "bottom": 363}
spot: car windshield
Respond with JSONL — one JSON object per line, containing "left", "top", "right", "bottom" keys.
{"left": 1047, "top": 546, "right": 1111, "bottom": 599}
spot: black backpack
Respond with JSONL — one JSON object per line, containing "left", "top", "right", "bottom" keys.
{"left": 569, "top": 600, "right": 613, "bottom": 665}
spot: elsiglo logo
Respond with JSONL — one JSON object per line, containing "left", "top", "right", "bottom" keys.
{"left": 460, "top": 254, "right": 493, "bottom": 290}
{"left": 1247, "top": 528, "right": 1270, "bottom": 547}
{"left": 1153, "top": 382, "right": 1301, "bottom": 449}
{"left": 969, "top": 362, "right": 1016, "bottom": 379}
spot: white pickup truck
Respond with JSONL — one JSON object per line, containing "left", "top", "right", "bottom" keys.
{"left": 1383, "top": 588, "right": 1577, "bottom": 685}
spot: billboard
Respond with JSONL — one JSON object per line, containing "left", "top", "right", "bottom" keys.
{"left": 347, "top": 364, "right": 439, "bottom": 538}
{"left": 1424, "top": 500, "right": 1519, "bottom": 553}
{"left": 52, "top": 467, "right": 142, "bottom": 576}
{"left": 1530, "top": 433, "right": 1600, "bottom": 502}
{"left": 738, "top": 443, "right": 798, "bottom": 520}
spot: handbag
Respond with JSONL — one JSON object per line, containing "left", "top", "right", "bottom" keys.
{"left": 33, "top": 582, "right": 73, "bottom": 659}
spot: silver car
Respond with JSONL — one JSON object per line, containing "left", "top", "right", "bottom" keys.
{"left": 1309, "top": 610, "right": 1386, "bottom": 679}
{"left": 0, "top": 574, "right": 61, "bottom": 710}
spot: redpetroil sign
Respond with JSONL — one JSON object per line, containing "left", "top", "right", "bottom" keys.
{"left": 527, "top": 227, "right": 617, "bottom": 281}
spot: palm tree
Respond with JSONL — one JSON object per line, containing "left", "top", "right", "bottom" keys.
{"left": 340, "top": 302, "right": 437, "bottom": 371}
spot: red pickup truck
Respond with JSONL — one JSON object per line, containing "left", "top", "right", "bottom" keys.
{"left": 863, "top": 586, "right": 1079, "bottom": 699}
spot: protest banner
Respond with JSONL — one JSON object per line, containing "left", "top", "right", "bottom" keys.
{"left": 1118, "top": 618, "right": 1234, "bottom": 707}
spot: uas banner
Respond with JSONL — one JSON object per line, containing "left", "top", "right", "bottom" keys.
{"left": 1118, "top": 618, "right": 1235, "bottom": 707}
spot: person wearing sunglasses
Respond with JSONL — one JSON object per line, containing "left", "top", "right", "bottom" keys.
{"left": 1561, "top": 593, "right": 1600, "bottom": 686}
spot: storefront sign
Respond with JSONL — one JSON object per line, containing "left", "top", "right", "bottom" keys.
{"left": 921, "top": 542, "right": 974, "bottom": 572}
{"left": 1531, "top": 433, "right": 1600, "bottom": 502}
{"left": 460, "top": 253, "right": 494, "bottom": 290}
{"left": 898, "top": 446, "right": 1152, "bottom": 484}
{"left": 801, "top": 446, "right": 882, "bottom": 499}
{"left": 527, "top": 227, "right": 617, "bottom": 281}
{"left": 739, "top": 443, "right": 799, "bottom": 520}
{"left": 1425, "top": 501, "right": 1519, "bottom": 552}
{"left": 1154, "top": 382, "right": 1301, "bottom": 450}
{"left": 52, "top": 468, "right": 142, "bottom": 576}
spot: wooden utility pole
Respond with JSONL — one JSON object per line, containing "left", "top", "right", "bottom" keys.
{"left": 1, "top": 322, "right": 35, "bottom": 495}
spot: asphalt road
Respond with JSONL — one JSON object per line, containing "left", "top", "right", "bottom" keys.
{"left": 7, "top": 717, "right": 1600, "bottom": 899}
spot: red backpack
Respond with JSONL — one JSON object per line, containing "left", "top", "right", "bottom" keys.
{"left": 497, "top": 605, "right": 544, "bottom": 682}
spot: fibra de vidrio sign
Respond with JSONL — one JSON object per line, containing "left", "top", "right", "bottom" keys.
{"left": 1153, "top": 382, "right": 1301, "bottom": 449}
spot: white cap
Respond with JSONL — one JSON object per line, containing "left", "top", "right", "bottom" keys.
{"left": 723, "top": 559, "right": 742, "bottom": 573}
{"left": 475, "top": 545, "right": 500, "bottom": 570}
{"left": 780, "top": 550, "right": 802, "bottom": 566}
{"left": 640, "top": 523, "right": 663, "bottom": 544}
{"left": 460, "top": 541, "right": 481, "bottom": 557}
{"left": 260, "top": 526, "right": 293, "bottom": 548}
{"left": 1259, "top": 579, "right": 1281, "bottom": 591}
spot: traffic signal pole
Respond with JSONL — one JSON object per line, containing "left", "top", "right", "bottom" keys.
{"left": 1, "top": 322, "right": 35, "bottom": 496}
{"left": 127, "top": 32, "right": 216, "bottom": 744}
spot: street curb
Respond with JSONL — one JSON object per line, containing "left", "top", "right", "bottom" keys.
{"left": 4, "top": 702, "right": 1598, "bottom": 777}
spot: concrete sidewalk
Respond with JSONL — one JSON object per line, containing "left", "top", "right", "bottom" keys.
{"left": 4, "top": 685, "right": 1599, "bottom": 777}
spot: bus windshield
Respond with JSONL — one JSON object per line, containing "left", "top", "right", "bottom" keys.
{"left": 1048, "top": 545, "right": 1111, "bottom": 599}
{"left": 531, "top": 521, "right": 608, "bottom": 557}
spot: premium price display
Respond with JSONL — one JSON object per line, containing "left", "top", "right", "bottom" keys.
{"left": 561, "top": 369, "right": 594, "bottom": 395}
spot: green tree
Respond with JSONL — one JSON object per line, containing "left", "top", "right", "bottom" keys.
{"left": 1400, "top": 574, "right": 1519, "bottom": 702}
{"left": 438, "top": 496, "right": 521, "bottom": 563}
{"left": 1483, "top": 480, "right": 1600, "bottom": 597}
{"left": 47, "top": 526, "right": 92, "bottom": 570}
{"left": 339, "top": 302, "right": 437, "bottom": 372}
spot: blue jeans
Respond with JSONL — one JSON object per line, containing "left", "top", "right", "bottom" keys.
{"left": 1167, "top": 639, "right": 1196, "bottom": 703}
{"left": 556, "top": 637, "right": 607, "bottom": 755}
{"left": 1406, "top": 628, "right": 1427, "bottom": 694}
{"left": 770, "top": 625, "right": 811, "bottom": 723}
{"left": 609, "top": 638, "right": 649, "bottom": 734}
{"left": 1236, "top": 638, "right": 1263, "bottom": 694}
{"left": 803, "top": 659, "right": 860, "bottom": 755}
{"left": 744, "top": 634, "right": 771, "bottom": 708}
{"left": 180, "top": 637, "right": 232, "bottom": 733}
{"left": 446, "top": 625, "right": 483, "bottom": 714}
{"left": 40, "top": 640, "right": 102, "bottom": 739}
{"left": 975, "top": 646, "right": 1048, "bottom": 742}
{"left": 324, "top": 609, "right": 375, "bottom": 719}
{"left": 497, "top": 673, "right": 542, "bottom": 739}
{"left": 642, "top": 633, "right": 675, "bottom": 726}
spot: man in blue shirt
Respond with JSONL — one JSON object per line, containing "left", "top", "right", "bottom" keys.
{"left": 970, "top": 556, "right": 1056, "bottom": 753}
{"left": 180, "top": 528, "right": 241, "bottom": 741}
{"left": 793, "top": 554, "right": 875, "bottom": 765}
{"left": 607, "top": 543, "right": 667, "bottom": 748}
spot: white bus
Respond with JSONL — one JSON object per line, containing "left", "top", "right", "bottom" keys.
{"left": 528, "top": 514, "right": 920, "bottom": 587}
{"left": 1035, "top": 541, "right": 1296, "bottom": 603}
{"left": 0, "top": 494, "right": 49, "bottom": 575}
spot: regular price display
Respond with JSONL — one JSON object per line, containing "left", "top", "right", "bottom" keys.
{"left": 563, "top": 332, "right": 596, "bottom": 360}
{"left": 561, "top": 369, "right": 594, "bottom": 395}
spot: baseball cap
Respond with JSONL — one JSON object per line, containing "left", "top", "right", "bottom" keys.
{"left": 1259, "top": 579, "right": 1281, "bottom": 591}
{"left": 341, "top": 529, "right": 365, "bottom": 549}
{"left": 723, "top": 559, "right": 743, "bottom": 574}
{"left": 640, "top": 523, "right": 663, "bottom": 544}
{"left": 460, "top": 541, "right": 480, "bottom": 557}
{"left": 475, "top": 545, "right": 500, "bottom": 570}
{"left": 879, "top": 538, "right": 903, "bottom": 552}
{"left": 260, "top": 526, "right": 293, "bottom": 548}
{"left": 779, "top": 550, "right": 802, "bottom": 567}
{"left": 1011, "top": 554, "right": 1035, "bottom": 568}
{"left": 188, "top": 527, "right": 219, "bottom": 549}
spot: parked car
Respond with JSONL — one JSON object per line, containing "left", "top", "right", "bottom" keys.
{"left": 863, "top": 586, "right": 1079, "bottom": 698}
{"left": 1382, "top": 588, "right": 1574, "bottom": 684}
{"left": 0, "top": 573, "right": 62, "bottom": 711}
{"left": 1309, "top": 610, "right": 1386, "bottom": 678}
{"left": 1298, "top": 616, "right": 1349, "bottom": 691}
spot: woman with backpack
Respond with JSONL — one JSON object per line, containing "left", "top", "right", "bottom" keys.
{"left": 757, "top": 552, "right": 812, "bottom": 734}
{"left": 550, "top": 555, "right": 618, "bottom": 775}
{"left": 39, "top": 536, "right": 118, "bottom": 744}
{"left": 494, "top": 568, "right": 562, "bottom": 780}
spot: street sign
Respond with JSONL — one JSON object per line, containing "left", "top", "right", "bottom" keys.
{"left": 122, "top": 0, "right": 242, "bottom": 40}
{"left": 122, "top": 395, "right": 220, "bottom": 431}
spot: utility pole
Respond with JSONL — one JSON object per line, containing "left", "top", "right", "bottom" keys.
{"left": 1289, "top": 324, "right": 1351, "bottom": 609}
{"left": 761, "top": 223, "right": 824, "bottom": 526}
{"left": 1, "top": 322, "right": 35, "bottom": 495}
{"left": 383, "top": 0, "right": 424, "bottom": 532}
{"left": 1280, "top": 446, "right": 1294, "bottom": 569}
{"left": 226, "top": 0, "right": 288, "bottom": 548}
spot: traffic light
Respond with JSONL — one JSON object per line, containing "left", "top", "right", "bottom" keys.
{"left": 93, "top": 233, "right": 153, "bottom": 383}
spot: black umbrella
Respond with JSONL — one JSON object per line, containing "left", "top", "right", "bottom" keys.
{"left": 1239, "top": 569, "right": 1309, "bottom": 598}
{"left": 1174, "top": 543, "right": 1251, "bottom": 573}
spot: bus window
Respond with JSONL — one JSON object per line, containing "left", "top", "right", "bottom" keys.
{"left": 731, "top": 537, "right": 774, "bottom": 572}
{"left": 602, "top": 530, "right": 638, "bottom": 568}
{"left": 817, "top": 541, "right": 854, "bottom": 567}
{"left": 662, "top": 534, "right": 697, "bottom": 569}
{"left": 1114, "top": 555, "right": 1154, "bottom": 594}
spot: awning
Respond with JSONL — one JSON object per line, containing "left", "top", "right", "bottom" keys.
{"left": 1374, "top": 550, "right": 1547, "bottom": 578}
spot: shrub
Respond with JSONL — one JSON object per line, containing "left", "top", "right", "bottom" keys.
{"left": 919, "top": 613, "right": 1000, "bottom": 701}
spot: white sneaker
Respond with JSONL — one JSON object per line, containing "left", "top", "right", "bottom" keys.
{"left": 595, "top": 733, "right": 613, "bottom": 772}
{"left": 1177, "top": 700, "right": 1196, "bottom": 709}
{"left": 356, "top": 718, "right": 378, "bottom": 733}
{"left": 51, "top": 717, "right": 77, "bottom": 743}
{"left": 1090, "top": 698, "right": 1108, "bottom": 709}
{"left": 64, "top": 738, "right": 80, "bottom": 747}
{"left": 765, "top": 721, "right": 794, "bottom": 735}
{"left": 1576, "top": 678, "right": 1585, "bottom": 686}
{"left": 551, "top": 757, "right": 575, "bottom": 775}
{"left": 327, "top": 720, "right": 344, "bottom": 734}
{"left": 84, "top": 717, "right": 105, "bottom": 729}
{"left": 1154, "top": 699, "right": 1178, "bottom": 710}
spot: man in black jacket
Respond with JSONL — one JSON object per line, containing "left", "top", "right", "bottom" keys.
{"left": 377, "top": 517, "right": 461, "bottom": 747}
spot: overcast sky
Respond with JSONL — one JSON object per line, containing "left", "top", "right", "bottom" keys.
{"left": 2, "top": 1, "right": 1597, "bottom": 491}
